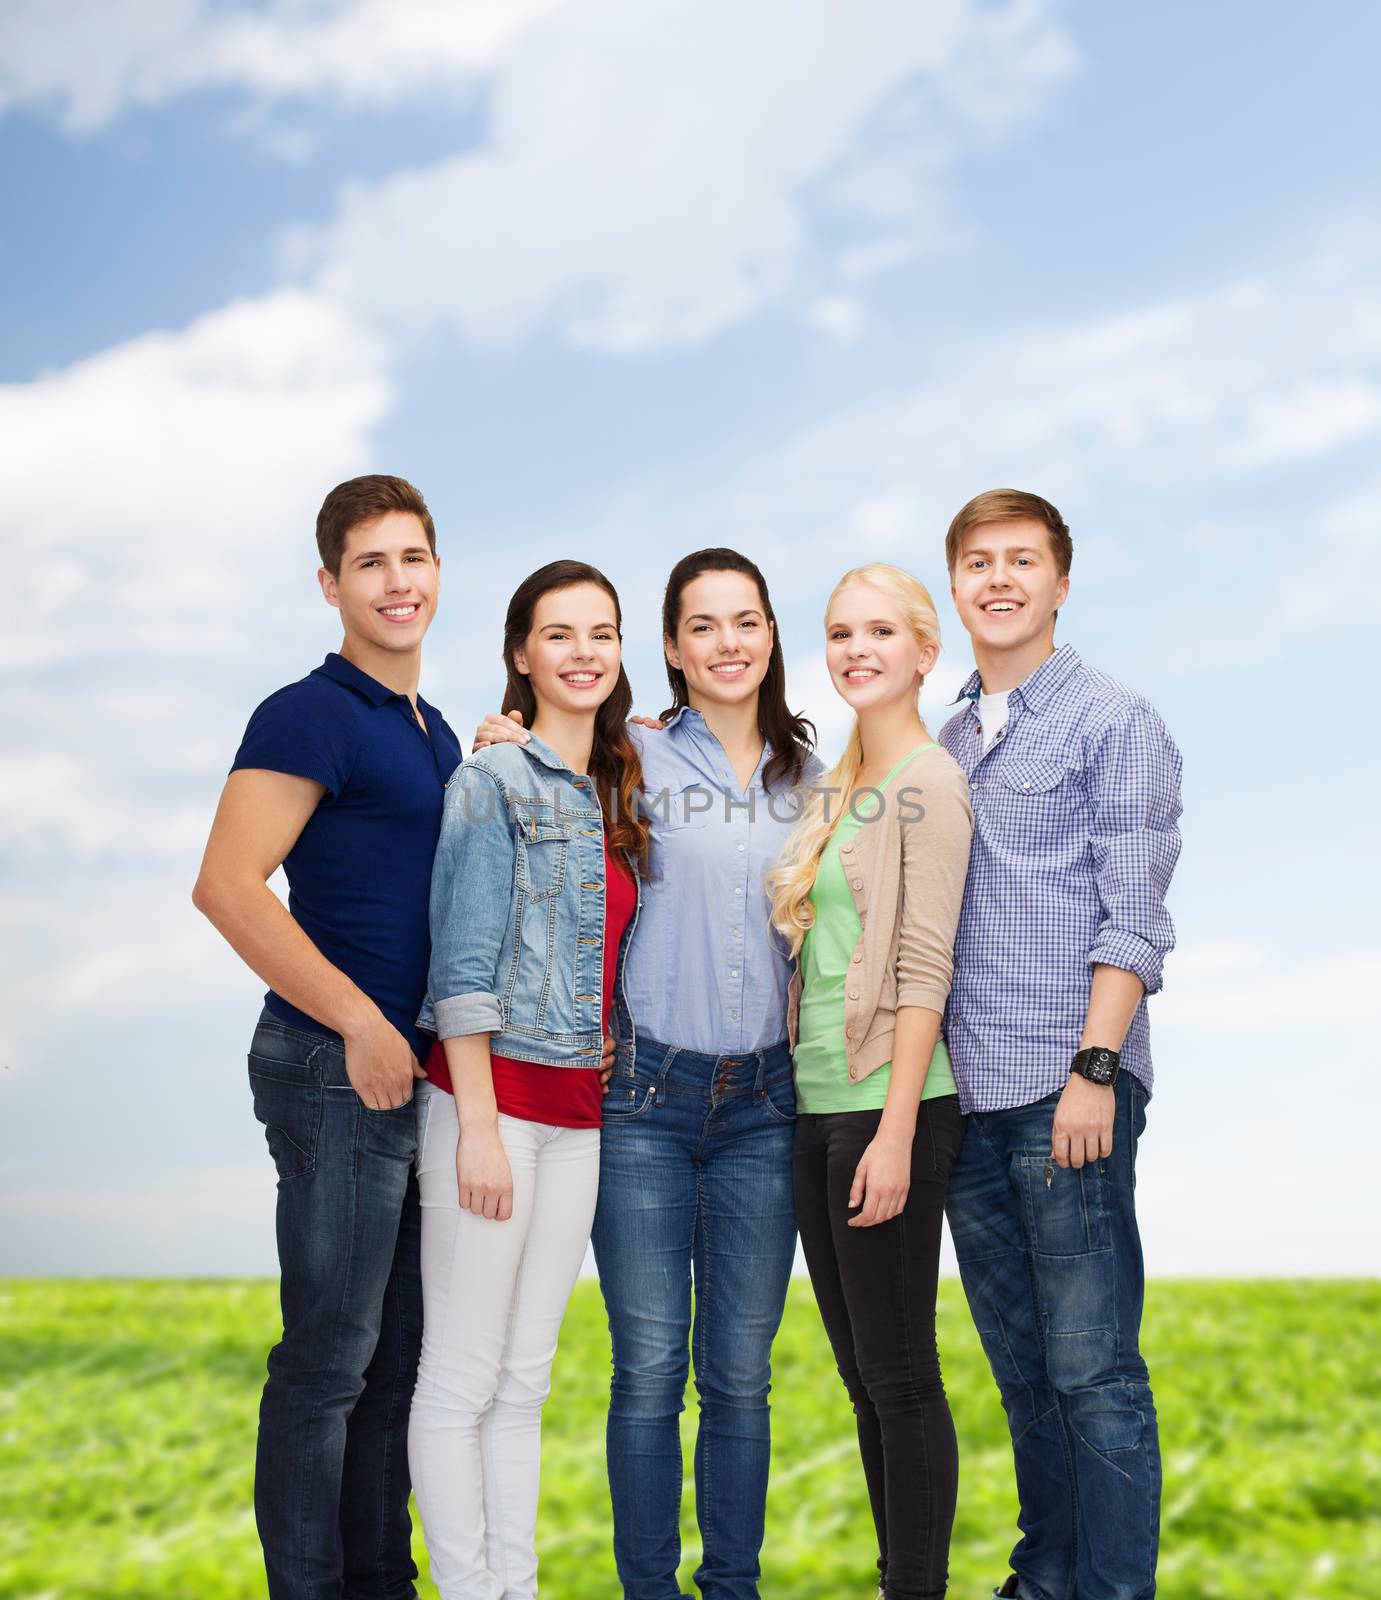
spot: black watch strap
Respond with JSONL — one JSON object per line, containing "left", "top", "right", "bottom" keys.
{"left": 1070, "top": 1046, "right": 1121, "bottom": 1086}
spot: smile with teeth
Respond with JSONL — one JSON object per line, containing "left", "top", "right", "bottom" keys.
{"left": 844, "top": 667, "right": 880, "bottom": 681}
{"left": 560, "top": 671, "right": 602, "bottom": 685}
{"left": 982, "top": 600, "right": 1022, "bottom": 613}
{"left": 379, "top": 603, "right": 420, "bottom": 620}
{"left": 709, "top": 661, "right": 749, "bottom": 676}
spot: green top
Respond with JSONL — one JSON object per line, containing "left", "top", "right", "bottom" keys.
{"left": 794, "top": 746, "right": 957, "bottom": 1113}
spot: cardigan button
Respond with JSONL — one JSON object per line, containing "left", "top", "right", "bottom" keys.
{"left": 852, "top": 879, "right": 862, "bottom": 890}
{"left": 848, "top": 989, "right": 859, "bottom": 1000}
{"left": 849, "top": 1067, "right": 858, "bottom": 1079}
{"left": 852, "top": 951, "right": 862, "bottom": 963}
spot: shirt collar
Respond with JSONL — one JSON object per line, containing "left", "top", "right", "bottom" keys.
{"left": 950, "top": 644, "right": 1081, "bottom": 718}
{"left": 313, "top": 652, "right": 403, "bottom": 707}
{"left": 314, "top": 652, "right": 436, "bottom": 718}
{"left": 517, "top": 730, "right": 582, "bottom": 779}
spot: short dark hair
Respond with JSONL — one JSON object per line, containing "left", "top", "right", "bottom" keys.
{"left": 945, "top": 488, "right": 1072, "bottom": 578}
{"left": 316, "top": 475, "right": 436, "bottom": 575}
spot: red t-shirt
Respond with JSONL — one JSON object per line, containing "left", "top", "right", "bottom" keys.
{"left": 425, "top": 842, "right": 636, "bottom": 1129}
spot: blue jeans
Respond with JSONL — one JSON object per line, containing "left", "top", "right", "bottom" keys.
{"left": 248, "top": 1012, "right": 423, "bottom": 1600}
{"left": 946, "top": 1073, "right": 1159, "bottom": 1600}
{"left": 591, "top": 1036, "right": 798, "bottom": 1600}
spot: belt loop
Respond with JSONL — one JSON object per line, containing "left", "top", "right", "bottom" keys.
{"left": 753, "top": 1049, "right": 768, "bottom": 1093}
{"left": 655, "top": 1045, "right": 679, "bottom": 1106}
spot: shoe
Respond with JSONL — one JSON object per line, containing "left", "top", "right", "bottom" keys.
{"left": 994, "top": 1578, "right": 1020, "bottom": 1599}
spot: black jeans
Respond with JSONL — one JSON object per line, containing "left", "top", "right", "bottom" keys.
{"left": 793, "top": 1097, "right": 964, "bottom": 1600}
{"left": 248, "top": 1011, "right": 423, "bottom": 1600}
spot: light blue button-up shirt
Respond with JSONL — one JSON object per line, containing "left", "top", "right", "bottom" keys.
{"left": 938, "top": 645, "right": 1183, "bottom": 1112}
{"left": 618, "top": 709, "right": 823, "bottom": 1056}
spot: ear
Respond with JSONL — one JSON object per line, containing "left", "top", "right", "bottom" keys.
{"left": 663, "top": 634, "right": 682, "bottom": 672}
{"left": 318, "top": 567, "right": 340, "bottom": 610}
{"left": 513, "top": 646, "right": 531, "bottom": 676}
{"left": 917, "top": 638, "right": 940, "bottom": 680}
{"left": 1053, "top": 574, "right": 1071, "bottom": 611}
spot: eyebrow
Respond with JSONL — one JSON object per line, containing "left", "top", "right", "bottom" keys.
{"left": 685, "top": 609, "right": 764, "bottom": 623}
{"left": 350, "top": 546, "right": 432, "bottom": 562}
{"left": 831, "top": 618, "right": 898, "bottom": 628}
{"left": 539, "top": 619, "right": 618, "bottom": 631}
{"left": 962, "top": 545, "right": 1043, "bottom": 559}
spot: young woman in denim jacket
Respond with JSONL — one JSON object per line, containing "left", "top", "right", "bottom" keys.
{"left": 475, "top": 548, "right": 819, "bottom": 1600}
{"left": 769, "top": 565, "right": 973, "bottom": 1600}
{"left": 412, "top": 560, "right": 650, "bottom": 1600}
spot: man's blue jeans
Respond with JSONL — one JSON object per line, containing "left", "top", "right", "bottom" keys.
{"left": 946, "top": 1073, "right": 1159, "bottom": 1600}
{"left": 591, "top": 1036, "right": 798, "bottom": 1600}
{"left": 248, "top": 1011, "right": 423, "bottom": 1600}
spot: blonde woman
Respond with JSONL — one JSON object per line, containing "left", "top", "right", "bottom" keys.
{"left": 769, "top": 565, "right": 973, "bottom": 1600}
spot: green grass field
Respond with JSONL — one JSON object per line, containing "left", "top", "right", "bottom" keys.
{"left": 2, "top": 1280, "right": 1377, "bottom": 1599}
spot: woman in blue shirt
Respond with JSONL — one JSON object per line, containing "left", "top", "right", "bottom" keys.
{"left": 475, "top": 548, "right": 819, "bottom": 1600}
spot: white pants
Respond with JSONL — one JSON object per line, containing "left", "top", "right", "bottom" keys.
{"left": 409, "top": 1083, "right": 600, "bottom": 1600}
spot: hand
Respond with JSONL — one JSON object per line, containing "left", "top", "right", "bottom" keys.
{"left": 1051, "top": 1075, "right": 1114, "bottom": 1169}
{"left": 628, "top": 714, "right": 667, "bottom": 730}
{"left": 457, "top": 1123, "right": 513, "bottom": 1220}
{"left": 473, "top": 709, "right": 529, "bottom": 750}
{"left": 847, "top": 1130, "right": 912, "bottom": 1227}
{"left": 600, "top": 1033, "right": 616, "bottom": 1088}
{"left": 343, "top": 1011, "right": 425, "bottom": 1110}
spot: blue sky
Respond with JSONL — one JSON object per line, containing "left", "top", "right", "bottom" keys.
{"left": 2, "top": 0, "right": 1378, "bottom": 1276}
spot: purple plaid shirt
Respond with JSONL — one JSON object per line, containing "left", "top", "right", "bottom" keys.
{"left": 938, "top": 645, "right": 1182, "bottom": 1113}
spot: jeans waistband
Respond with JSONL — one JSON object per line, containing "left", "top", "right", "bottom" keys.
{"left": 623, "top": 1032, "right": 792, "bottom": 1093}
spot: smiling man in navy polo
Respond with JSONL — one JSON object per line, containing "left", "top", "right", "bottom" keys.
{"left": 194, "top": 474, "right": 462, "bottom": 1600}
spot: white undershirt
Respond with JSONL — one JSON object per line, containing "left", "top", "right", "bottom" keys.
{"left": 978, "top": 690, "right": 1010, "bottom": 753}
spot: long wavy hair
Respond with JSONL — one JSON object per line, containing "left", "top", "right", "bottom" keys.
{"left": 502, "top": 561, "right": 650, "bottom": 869}
{"left": 767, "top": 563, "right": 941, "bottom": 953}
{"left": 660, "top": 547, "right": 815, "bottom": 792}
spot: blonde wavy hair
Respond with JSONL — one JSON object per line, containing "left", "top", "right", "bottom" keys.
{"left": 767, "top": 564, "right": 941, "bottom": 955}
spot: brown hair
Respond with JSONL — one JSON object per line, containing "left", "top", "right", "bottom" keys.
{"left": 944, "top": 488, "right": 1072, "bottom": 578}
{"left": 502, "top": 561, "right": 650, "bottom": 870}
{"left": 316, "top": 475, "right": 437, "bottom": 575}
{"left": 660, "top": 548, "right": 815, "bottom": 793}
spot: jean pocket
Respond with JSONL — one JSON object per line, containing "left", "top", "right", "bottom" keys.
{"left": 603, "top": 1076, "right": 656, "bottom": 1119}
{"left": 1017, "top": 1150, "right": 1112, "bottom": 1257}
{"left": 249, "top": 1059, "right": 322, "bottom": 1180}
{"left": 759, "top": 1079, "right": 797, "bottom": 1124}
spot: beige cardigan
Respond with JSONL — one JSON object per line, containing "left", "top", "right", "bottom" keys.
{"left": 787, "top": 744, "right": 974, "bottom": 1084}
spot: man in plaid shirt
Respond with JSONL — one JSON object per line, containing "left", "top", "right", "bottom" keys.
{"left": 937, "top": 489, "right": 1182, "bottom": 1600}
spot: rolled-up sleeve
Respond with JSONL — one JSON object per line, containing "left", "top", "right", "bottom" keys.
{"left": 420, "top": 766, "right": 516, "bottom": 1040}
{"left": 1085, "top": 705, "right": 1183, "bottom": 994}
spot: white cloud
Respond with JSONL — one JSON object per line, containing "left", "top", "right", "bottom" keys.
{"left": 1159, "top": 941, "right": 1381, "bottom": 1031}
{"left": 0, "top": 0, "right": 564, "bottom": 132}
{"left": 0, "top": 287, "right": 392, "bottom": 670}
{"left": 308, "top": 0, "right": 1075, "bottom": 351}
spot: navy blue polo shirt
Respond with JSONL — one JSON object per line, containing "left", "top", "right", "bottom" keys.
{"left": 231, "top": 652, "right": 463, "bottom": 1059}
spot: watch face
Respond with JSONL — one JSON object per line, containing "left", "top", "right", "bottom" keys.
{"left": 1085, "top": 1049, "right": 1116, "bottom": 1084}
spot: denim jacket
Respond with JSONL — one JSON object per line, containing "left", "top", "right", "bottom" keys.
{"left": 419, "top": 734, "right": 639, "bottom": 1068}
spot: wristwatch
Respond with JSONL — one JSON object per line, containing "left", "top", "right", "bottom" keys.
{"left": 1070, "top": 1046, "right": 1120, "bottom": 1086}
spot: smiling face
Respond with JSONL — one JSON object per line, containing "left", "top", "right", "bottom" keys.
{"left": 513, "top": 582, "right": 622, "bottom": 718}
{"left": 951, "top": 517, "right": 1069, "bottom": 656}
{"left": 665, "top": 569, "right": 775, "bottom": 708}
{"left": 825, "top": 580, "right": 937, "bottom": 712}
{"left": 318, "top": 509, "right": 439, "bottom": 653}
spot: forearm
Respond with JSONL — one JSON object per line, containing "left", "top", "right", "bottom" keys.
{"left": 194, "top": 873, "right": 377, "bottom": 1037}
{"left": 1080, "top": 963, "right": 1145, "bottom": 1051}
{"left": 443, "top": 1035, "right": 499, "bottom": 1130}
{"left": 877, "top": 1005, "right": 941, "bottom": 1143}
